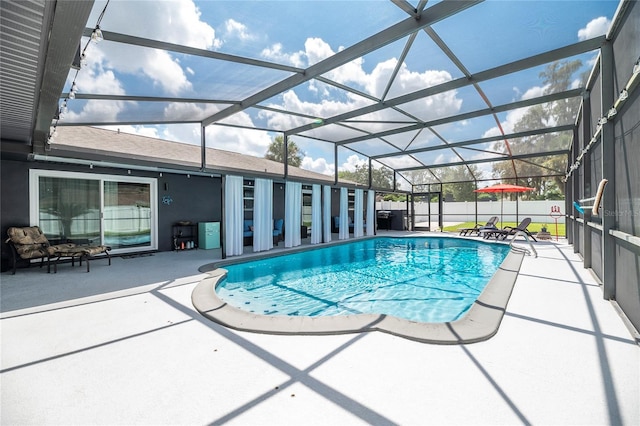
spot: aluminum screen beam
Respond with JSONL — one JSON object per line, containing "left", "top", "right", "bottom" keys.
{"left": 66, "top": 94, "right": 241, "bottom": 104}
{"left": 371, "top": 124, "right": 574, "bottom": 160}
{"left": 287, "top": 37, "right": 603, "bottom": 136}
{"left": 395, "top": 149, "right": 569, "bottom": 173}
{"left": 83, "top": 28, "right": 303, "bottom": 74}
{"left": 201, "top": 0, "right": 483, "bottom": 126}
{"left": 339, "top": 89, "right": 582, "bottom": 147}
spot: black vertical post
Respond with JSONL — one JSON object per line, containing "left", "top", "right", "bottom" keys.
{"left": 582, "top": 90, "right": 592, "bottom": 266}
{"left": 427, "top": 186, "right": 432, "bottom": 231}
{"left": 334, "top": 144, "right": 338, "bottom": 186}
{"left": 410, "top": 187, "right": 415, "bottom": 232}
{"left": 474, "top": 181, "right": 478, "bottom": 228}
{"left": 438, "top": 192, "right": 443, "bottom": 231}
{"left": 283, "top": 133, "right": 289, "bottom": 179}
{"left": 601, "top": 40, "right": 616, "bottom": 300}
{"left": 573, "top": 121, "right": 582, "bottom": 253}
{"left": 201, "top": 125, "right": 206, "bottom": 171}
{"left": 405, "top": 193, "right": 409, "bottom": 230}
{"left": 220, "top": 175, "right": 226, "bottom": 259}
{"left": 565, "top": 151, "right": 573, "bottom": 244}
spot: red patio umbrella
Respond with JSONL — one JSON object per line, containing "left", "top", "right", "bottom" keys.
{"left": 474, "top": 183, "right": 534, "bottom": 227}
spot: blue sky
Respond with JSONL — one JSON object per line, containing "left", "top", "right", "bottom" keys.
{"left": 64, "top": 0, "right": 621, "bottom": 183}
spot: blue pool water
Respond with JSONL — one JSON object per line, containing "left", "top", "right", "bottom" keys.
{"left": 216, "top": 237, "right": 511, "bottom": 323}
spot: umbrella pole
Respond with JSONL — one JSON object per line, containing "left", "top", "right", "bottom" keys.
{"left": 501, "top": 190, "right": 504, "bottom": 228}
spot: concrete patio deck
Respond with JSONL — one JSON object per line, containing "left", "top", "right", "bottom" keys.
{"left": 1, "top": 232, "right": 638, "bottom": 425}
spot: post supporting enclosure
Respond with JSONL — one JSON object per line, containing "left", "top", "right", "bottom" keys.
{"left": 600, "top": 40, "right": 616, "bottom": 300}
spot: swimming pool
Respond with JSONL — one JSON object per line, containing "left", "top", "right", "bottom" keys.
{"left": 192, "top": 235, "right": 524, "bottom": 344}
{"left": 216, "top": 237, "right": 510, "bottom": 323}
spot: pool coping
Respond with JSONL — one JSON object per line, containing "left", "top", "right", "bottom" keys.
{"left": 191, "top": 236, "right": 525, "bottom": 344}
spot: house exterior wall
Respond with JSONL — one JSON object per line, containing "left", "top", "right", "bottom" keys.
{"left": 0, "top": 157, "right": 222, "bottom": 271}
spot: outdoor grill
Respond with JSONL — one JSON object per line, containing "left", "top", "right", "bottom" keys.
{"left": 377, "top": 210, "right": 393, "bottom": 230}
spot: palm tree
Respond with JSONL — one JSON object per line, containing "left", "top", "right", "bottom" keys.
{"left": 265, "top": 135, "right": 303, "bottom": 167}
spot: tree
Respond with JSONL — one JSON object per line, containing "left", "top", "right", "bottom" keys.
{"left": 265, "top": 135, "right": 303, "bottom": 167}
{"left": 433, "top": 165, "right": 483, "bottom": 201}
{"left": 402, "top": 166, "right": 482, "bottom": 201}
{"left": 338, "top": 164, "right": 396, "bottom": 189}
{"left": 492, "top": 60, "right": 582, "bottom": 198}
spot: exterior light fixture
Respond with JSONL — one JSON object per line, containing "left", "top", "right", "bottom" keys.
{"left": 68, "top": 82, "right": 78, "bottom": 99}
{"left": 606, "top": 107, "right": 617, "bottom": 119}
{"left": 618, "top": 89, "right": 628, "bottom": 102}
{"left": 91, "top": 25, "right": 104, "bottom": 43}
{"left": 597, "top": 117, "right": 608, "bottom": 126}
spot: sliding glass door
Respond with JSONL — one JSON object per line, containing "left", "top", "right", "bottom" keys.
{"left": 37, "top": 176, "right": 101, "bottom": 242}
{"left": 103, "top": 181, "right": 152, "bottom": 250}
{"left": 30, "top": 170, "right": 157, "bottom": 252}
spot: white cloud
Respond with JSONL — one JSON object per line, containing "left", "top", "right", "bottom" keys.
{"left": 481, "top": 83, "right": 550, "bottom": 138}
{"left": 163, "top": 102, "right": 225, "bottom": 122}
{"left": 578, "top": 16, "right": 611, "bottom": 41}
{"left": 94, "top": 0, "right": 219, "bottom": 49}
{"left": 205, "top": 113, "right": 273, "bottom": 157}
{"left": 377, "top": 156, "right": 420, "bottom": 170}
{"left": 482, "top": 107, "right": 529, "bottom": 138}
{"left": 521, "top": 85, "right": 548, "bottom": 100}
{"left": 260, "top": 43, "right": 305, "bottom": 68}
{"left": 74, "top": 52, "right": 125, "bottom": 95}
{"left": 301, "top": 156, "right": 334, "bottom": 176}
{"left": 64, "top": 55, "right": 128, "bottom": 122}
{"left": 109, "top": 118, "right": 273, "bottom": 156}
{"left": 570, "top": 78, "right": 582, "bottom": 89}
{"left": 259, "top": 40, "right": 462, "bottom": 136}
{"left": 224, "top": 19, "right": 253, "bottom": 41}
{"left": 65, "top": 99, "right": 124, "bottom": 123}
{"left": 83, "top": 0, "right": 220, "bottom": 97}
{"left": 340, "top": 154, "right": 367, "bottom": 172}
{"left": 512, "top": 86, "right": 522, "bottom": 99}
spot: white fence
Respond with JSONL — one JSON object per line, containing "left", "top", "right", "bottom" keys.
{"left": 376, "top": 200, "right": 566, "bottom": 225}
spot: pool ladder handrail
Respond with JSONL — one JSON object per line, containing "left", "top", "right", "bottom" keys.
{"left": 509, "top": 230, "right": 538, "bottom": 258}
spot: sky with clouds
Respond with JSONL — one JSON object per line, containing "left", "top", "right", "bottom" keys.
{"left": 65, "top": 0, "right": 619, "bottom": 182}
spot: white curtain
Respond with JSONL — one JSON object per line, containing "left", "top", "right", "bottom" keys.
{"left": 323, "top": 185, "right": 332, "bottom": 243}
{"left": 339, "top": 187, "right": 349, "bottom": 240}
{"left": 285, "top": 181, "right": 302, "bottom": 247}
{"left": 354, "top": 189, "right": 364, "bottom": 237}
{"left": 224, "top": 175, "right": 244, "bottom": 256}
{"left": 311, "top": 184, "right": 322, "bottom": 244}
{"left": 366, "top": 189, "right": 375, "bottom": 236}
{"left": 253, "top": 178, "right": 273, "bottom": 252}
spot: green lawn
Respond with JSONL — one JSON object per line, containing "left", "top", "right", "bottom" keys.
{"left": 443, "top": 221, "right": 566, "bottom": 235}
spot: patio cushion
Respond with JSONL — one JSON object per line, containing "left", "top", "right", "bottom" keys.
{"left": 6, "top": 227, "right": 63, "bottom": 259}
{"left": 80, "top": 245, "right": 111, "bottom": 256}
{"left": 7, "top": 226, "right": 48, "bottom": 246}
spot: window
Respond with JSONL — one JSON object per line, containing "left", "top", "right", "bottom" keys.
{"left": 30, "top": 170, "right": 157, "bottom": 252}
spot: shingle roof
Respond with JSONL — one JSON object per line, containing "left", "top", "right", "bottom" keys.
{"left": 51, "top": 126, "right": 338, "bottom": 183}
